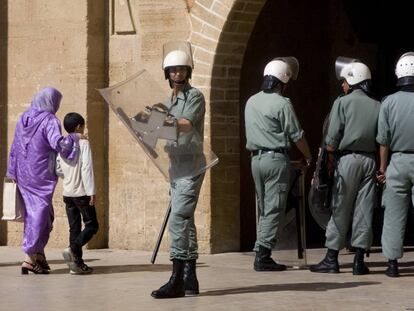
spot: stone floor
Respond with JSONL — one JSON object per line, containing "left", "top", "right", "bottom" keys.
{"left": 0, "top": 246, "right": 414, "bottom": 311}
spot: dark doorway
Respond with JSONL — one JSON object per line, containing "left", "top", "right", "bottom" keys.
{"left": 240, "top": 0, "right": 414, "bottom": 250}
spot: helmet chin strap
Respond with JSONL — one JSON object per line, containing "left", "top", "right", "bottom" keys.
{"left": 173, "top": 79, "right": 186, "bottom": 85}
{"left": 168, "top": 78, "right": 187, "bottom": 88}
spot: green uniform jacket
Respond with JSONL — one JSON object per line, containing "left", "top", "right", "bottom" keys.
{"left": 377, "top": 91, "right": 414, "bottom": 151}
{"left": 325, "top": 89, "right": 380, "bottom": 152}
{"left": 245, "top": 91, "right": 303, "bottom": 150}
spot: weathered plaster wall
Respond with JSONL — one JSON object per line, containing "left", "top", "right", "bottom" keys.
{"left": 0, "top": 0, "right": 8, "bottom": 245}
{"left": 5, "top": 0, "right": 107, "bottom": 249}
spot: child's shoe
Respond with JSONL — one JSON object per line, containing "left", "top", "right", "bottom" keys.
{"left": 70, "top": 262, "right": 93, "bottom": 275}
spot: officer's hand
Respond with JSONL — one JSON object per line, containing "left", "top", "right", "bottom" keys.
{"left": 133, "top": 110, "right": 150, "bottom": 122}
{"left": 376, "top": 170, "right": 386, "bottom": 184}
{"left": 300, "top": 157, "right": 312, "bottom": 170}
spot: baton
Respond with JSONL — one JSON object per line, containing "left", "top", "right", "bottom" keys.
{"left": 289, "top": 168, "right": 304, "bottom": 259}
{"left": 151, "top": 200, "right": 172, "bottom": 264}
{"left": 295, "top": 193, "right": 304, "bottom": 259}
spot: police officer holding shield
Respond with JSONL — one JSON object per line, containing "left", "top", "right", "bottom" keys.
{"left": 377, "top": 52, "right": 414, "bottom": 277}
{"left": 310, "top": 57, "right": 380, "bottom": 275}
{"left": 245, "top": 57, "right": 312, "bottom": 271}
{"left": 151, "top": 42, "right": 205, "bottom": 298}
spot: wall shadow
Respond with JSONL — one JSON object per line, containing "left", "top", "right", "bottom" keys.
{"left": 0, "top": 0, "right": 8, "bottom": 245}
{"left": 50, "top": 263, "right": 172, "bottom": 275}
{"left": 0, "top": 258, "right": 100, "bottom": 267}
{"left": 86, "top": 1, "right": 109, "bottom": 248}
{"left": 201, "top": 281, "right": 380, "bottom": 296}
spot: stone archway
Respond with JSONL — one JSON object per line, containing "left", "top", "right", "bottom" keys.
{"left": 107, "top": 0, "right": 268, "bottom": 253}
{"left": 188, "top": 0, "right": 267, "bottom": 252}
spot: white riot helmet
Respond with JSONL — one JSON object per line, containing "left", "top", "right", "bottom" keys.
{"left": 335, "top": 56, "right": 371, "bottom": 86}
{"left": 162, "top": 41, "right": 194, "bottom": 81}
{"left": 263, "top": 57, "right": 299, "bottom": 84}
{"left": 395, "top": 52, "right": 414, "bottom": 87}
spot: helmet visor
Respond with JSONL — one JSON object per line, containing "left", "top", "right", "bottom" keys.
{"left": 335, "top": 56, "right": 359, "bottom": 80}
{"left": 275, "top": 56, "right": 299, "bottom": 80}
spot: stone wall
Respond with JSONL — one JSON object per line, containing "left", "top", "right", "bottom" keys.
{"left": 0, "top": 0, "right": 7, "bottom": 245}
{"left": 1, "top": 0, "right": 270, "bottom": 254}
{"left": 4, "top": 0, "right": 107, "bottom": 249}
{"left": 106, "top": 0, "right": 267, "bottom": 253}
{"left": 106, "top": 0, "right": 193, "bottom": 251}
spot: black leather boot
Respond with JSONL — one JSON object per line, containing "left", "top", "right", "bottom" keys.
{"left": 151, "top": 259, "right": 185, "bottom": 298}
{"left": 184, "top": 259, "right": 199, "bottom": 295}
{"left": 385, "top": 259, "right": 399, "bottom": 278}
{"left": 254, "top": 245, "right": 286, "bottom": 271}
{"left": 352, "top": 248, "right": 369, "bottom": 275}
{"left": 309, "top": 249, "right": 340, "bottom": 273}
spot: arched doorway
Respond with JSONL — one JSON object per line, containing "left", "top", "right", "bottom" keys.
{"left": 239, "top": 0, "right": 414, "bottom": 250}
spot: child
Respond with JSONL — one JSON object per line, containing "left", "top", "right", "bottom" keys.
{"left": 56, "top": 112, "right": 99, "bottom": 274}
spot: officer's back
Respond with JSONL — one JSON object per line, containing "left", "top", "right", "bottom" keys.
{"left": 327, "top": 89, "right": 380, "bottom": 152}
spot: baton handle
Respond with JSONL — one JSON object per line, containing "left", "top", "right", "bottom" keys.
{"left": 151, "top": 201, "right": 172, "bottom": 264}
{"left": 295, "top": 198, "right": 304, "bottom": 259}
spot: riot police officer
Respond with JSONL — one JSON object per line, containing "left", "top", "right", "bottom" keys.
{"left": 151, "top": 42, "right": 205, "bottom": 298}
{"left": 310, "top": 57, "right": 380, "bottom": 275}
{"left": 244, "top": 57, "right": 312, "bottom": 271}
{"left": 377, "top": 52, "right": 414, "bottom": 277}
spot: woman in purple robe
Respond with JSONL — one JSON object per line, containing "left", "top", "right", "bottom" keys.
{"left": 7, "top": 87, "right": 81, "bottom": 274}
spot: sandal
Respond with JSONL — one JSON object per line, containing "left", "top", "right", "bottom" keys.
{"left": 21, "top": 261, "right": 49, "bottom": 275}
{"left": 36, "top": 253, "right": 51, "bottom": 270}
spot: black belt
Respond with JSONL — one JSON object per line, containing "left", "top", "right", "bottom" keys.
{"left": 251, "top": 148, "right": 287, "bottom": 156}
{"left": 340, "top": 150, "right": 375, "bottom": 156}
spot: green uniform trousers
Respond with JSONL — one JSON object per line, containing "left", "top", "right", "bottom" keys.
{"left": 325, "top": 153, "right": 376, "bottom": 251}
{"left": 382, "top": 153, "right": 414, "bottom": 260}
{"left": 252, "top": 152, "right": 290, "bottom": 252}
{"left": 169, "top": 173, "right": 204, "bottom": 260}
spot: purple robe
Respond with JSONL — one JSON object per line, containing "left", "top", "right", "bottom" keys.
{"left": 7, "top": 87, "right": 79, "bottom": 255}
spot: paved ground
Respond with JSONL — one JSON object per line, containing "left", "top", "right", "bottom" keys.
{"left": 0, "top": 246, "right": 414, "bottom": 311}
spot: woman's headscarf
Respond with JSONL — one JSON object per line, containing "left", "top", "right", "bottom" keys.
{"left": 30, "top": 87, "right": 62, "bottom": 114}
{"left": 19, "top": 87, "right": 63, "bottom": 152}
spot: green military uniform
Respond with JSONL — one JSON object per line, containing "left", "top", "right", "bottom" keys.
{"left": 325, "top": 89, "right": 380, "bottom": 251}
{"left": 377, "top": 90, "right": 414, "bottom": 260}
{"left": 167, "top": 83, "right": 205, "bottom": 261}
{"left": 245, "top": 91, "right": 304, "bottom": 251}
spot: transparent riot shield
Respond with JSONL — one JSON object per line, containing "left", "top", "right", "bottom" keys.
{"left": 271, "top": 161, "right": 307, "bottom": 267}
{"left": 98, "top": 70, "right": 218, "bottom": 182}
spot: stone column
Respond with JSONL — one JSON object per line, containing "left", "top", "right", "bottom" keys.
{"left": 85, "top": 1, "right": 108, "bottom": 249}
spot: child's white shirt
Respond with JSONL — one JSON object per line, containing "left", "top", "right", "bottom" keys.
{"left": 56, "top": 139, "right": 96, "bottom": 197}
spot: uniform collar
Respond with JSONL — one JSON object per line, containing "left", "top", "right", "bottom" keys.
{"left": 172, "top": 83, "right": 191, "bottom": 103}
